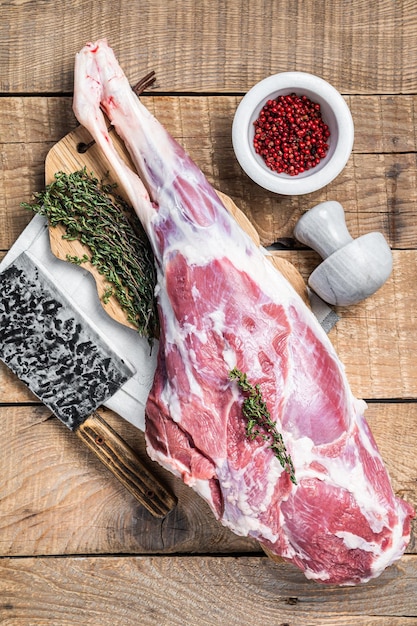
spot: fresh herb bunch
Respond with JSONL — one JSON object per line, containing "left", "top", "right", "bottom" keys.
{"left": 23, "top": 168, "right": 158, "bottom": 339}
{"left": 229, "top": 367, "right": 297, "bottom": 484}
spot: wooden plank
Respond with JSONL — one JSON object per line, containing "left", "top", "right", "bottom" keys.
{"left": 1, "top": 248, "right": 415, "bottom": 401}
{"left": 2, "top": 95, "right": 417, "bottom": 250}
{"left": 5, "top": 94, "right": 416, "bottom": 154}
{"left": 0, "top": 404, "right": 415, "bottom": 558}
{"left": 329, "top": 250, "right": 417, "bottom": 399}
{"left": 269, "top": 249, "right": 417, "bottom": 400}
{"left": 348, "top": 96, "right": 417, "bottom": 153}
{"left": 0, "top": 554, "right": 416, "bottom": 625}
{"left": 0, "top": 97, "right": 76, "bottom": 143}
{"left": 229, "top": 151, "right": 417, "bottom": 248}
{"left": 1, "top": 1, "right": 417, "bottom": 94}
{"left": 0, "top": 405, "right": 258, "bottom": 558}
{"left": 1, "top": 95, "right": 416, "bottom": 398}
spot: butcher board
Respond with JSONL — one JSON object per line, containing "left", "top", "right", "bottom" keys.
{"left": 44, "top": 124, "right": 309, "bottom": 332}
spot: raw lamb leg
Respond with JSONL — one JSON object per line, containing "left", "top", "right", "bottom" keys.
{"left": 73, "top": 39, "right": 415, "bottom": 585}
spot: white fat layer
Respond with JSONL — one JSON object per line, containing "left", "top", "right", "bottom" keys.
{"left": 370, "top": 505, "right": 412, "bottom": 578}
{"left": 282, "top": 423, "right": 389, "bottom": 535}
{"left": 294, "top": 433, "right": 389, "bottom": 533}
{"left": 145, "top": 443, "right": 187, "bottom": 481}
{"left": 190, "top": 478, "right": 217, "bottom": 510}
{"left": 207, "top": 308, "right": 226, "bottom": 334}
{"left": 212, "top": 456, "right": 284, "bottom": 544}
{"left": 191, "top": 283, "right": 200, "bottom": 301}
{"left": 322, "top": 456, "right": 388, "bottom": 533}
{"left": 335, "top": 531, "right": 382, "bottom": 555}
{"left": 303, "top": 568, "right": 332, "bottom": 583}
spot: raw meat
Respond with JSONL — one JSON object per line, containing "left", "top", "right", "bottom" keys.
{"left": 73, "top": 39, "right": 415, "bottom": 585}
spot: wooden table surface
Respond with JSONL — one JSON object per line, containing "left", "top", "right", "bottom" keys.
{"left": 1, "top": 1, "right": 416, "bottom": 624}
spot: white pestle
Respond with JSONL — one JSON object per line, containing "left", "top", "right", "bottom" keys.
{"left": 293, "top": 201, "right": 393, "bottom": 306}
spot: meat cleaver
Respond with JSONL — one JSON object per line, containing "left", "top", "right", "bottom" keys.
{"left": 0, "top": 250, "right": 176, "bottom": 518}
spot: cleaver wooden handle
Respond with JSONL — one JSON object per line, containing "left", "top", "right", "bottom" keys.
{"left": 75, "top": 412, "right": 177, "bottom": 517}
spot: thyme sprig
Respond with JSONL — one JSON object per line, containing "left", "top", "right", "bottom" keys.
{"left": 22, "top": 168, "right": 158, "bottom": 339}
{"left": 229, "top": 367, "right": 297, "bottom": 484}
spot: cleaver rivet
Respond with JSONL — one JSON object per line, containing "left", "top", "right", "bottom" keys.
{"left": 95, "top": 435, "right": 105, "bottom": 446}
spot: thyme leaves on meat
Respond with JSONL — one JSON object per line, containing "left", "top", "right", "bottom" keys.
{"left": 22, "top": 168, "right": 158, "bottom": 340}
{"left": 229, "top": 367, "right": 297, "bottom": 484}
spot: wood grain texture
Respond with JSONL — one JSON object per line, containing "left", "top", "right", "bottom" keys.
{"left": 0, "top": 405, "right": 259, "bottom": 557}
{"left": 0, "top": 555, "right": 416, "bottom": 625}
{"left": 271, "top": 249, "right": 417, "bottom": 399}
{"left": 2, "top": 247, "right": 415, "bottom": 401}
{"left": 3, "top": 94, "right": 417, "bottom": 152}
{"left": 2, "top": 95, "right": 417, "bottom": 250}
{"left": 1, "top": 4, "right": 417, "bottom": 620}
{"left": 0, "top": 404, "right": 414, "bottom": 558}
{"left": 75, "top": 413, "right": 177, "bottom": 517}
{"left": 1, "top": 0, "right": 417, "bottom": 94}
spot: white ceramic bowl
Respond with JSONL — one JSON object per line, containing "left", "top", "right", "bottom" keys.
{"left": 232, "top": 72, "right": 354, "bottom": 195}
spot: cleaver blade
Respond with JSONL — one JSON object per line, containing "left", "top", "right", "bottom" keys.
{"left": 0, "top": 251, "right": 176, "bottom": 518}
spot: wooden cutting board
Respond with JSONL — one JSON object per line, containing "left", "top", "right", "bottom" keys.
{"left": 44, "top": 125, "right": 309, "bottom": 331}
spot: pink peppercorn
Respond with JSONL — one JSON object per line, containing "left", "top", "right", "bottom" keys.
{"left": 253, "top": 93, "right": 330, "bottom": 176}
